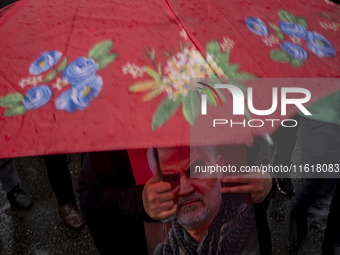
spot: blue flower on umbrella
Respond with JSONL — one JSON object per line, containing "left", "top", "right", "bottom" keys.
{"left": 23, "top": 85, "right": 53, "bottom": 110}
{"left": 280, "top": 42, "right": 309, "bottom": 61}
{"left": 62, "top": 57, "right": 98, "bottom": 86}
{"left": 29, "top": 50, "right": 62, "bottom": 75}
{"left": 279, "top": 21, "right": 308, "bottom": 40}
{"left": 56, "top": 75, "right": 103, "bottom": 113}
{"left": 306, "top": 31, "right": 336, "bottom": 58}
{"left": 245, "top": 17, "right": 269, "bottom": 36}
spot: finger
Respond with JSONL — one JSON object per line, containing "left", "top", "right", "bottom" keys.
{"left": 151, "top": 200, "right": 175, "bottom": 213}
{"left": 150, "top": 202, "right": 175, "bottom": 219}
{"left": 155, "top": 192, "right": 174, "bottom": 203}
{"left": 150, "top": 182, "right": 172, "bottom": 193}
{"left": 155, "top": 204, "right": 177, "bottom": 221}
{"left": 146, "top": 174, "right": 160, "bottom": 184}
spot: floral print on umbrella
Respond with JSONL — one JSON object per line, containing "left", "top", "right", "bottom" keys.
{"left": 0, "top": 40, "right": 117, "bottom": 117}
{"left": 126, "top": 31, "right": 254, "bottom": 130}
{"left": 245, "top": 18, "right": 269, "bottom": 36}
{"left": 24, "top": 85, "right": 53, "bottom": 110}
{"left": 319, "top": 2, "right": 340, "bottom": 31}
{"left": 245, "top": 9, "right": 336, "bottom": 68}
{"left": 56, "top": 75, "right": 103, "bottom": 113}
{"left": 29, "top": 50, "right": 62, "bottom": 75}
{"left": 306, "top": 31, "right": 336, "bottom": 58}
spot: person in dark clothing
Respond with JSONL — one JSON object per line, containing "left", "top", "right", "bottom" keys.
{"left": 271, "top": 117, "right": 298, "bottom": 196}
{"left": 44, "top": 154, "right": 84, "bottom": 230}
{"left": 290, "top": 92, "right": 340, "bottom": 255}
{"left": 290, "top": 116, "right": 340, "bottom": 255}
{"left": 78, "top": 150, "right": 152, "bottom": 255}
{"left": 0, "top": 0, "right": 17, "bottom": 9}
{"left": 0, "top": 158, "right": 32, "bottom": 209}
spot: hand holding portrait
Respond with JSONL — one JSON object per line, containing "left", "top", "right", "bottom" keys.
{"left": 221, "top": 172, "right": 273, "bottom": 203}
{"left": 142, "top": 174, "right": 177, "bottom": 221}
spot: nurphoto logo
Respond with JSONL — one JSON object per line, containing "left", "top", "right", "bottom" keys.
{"left": 197, "top": 83, "right": 312, "bottom": 128}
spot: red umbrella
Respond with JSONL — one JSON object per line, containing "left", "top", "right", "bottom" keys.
{"left": 0, "top": 0, "right": 339, "bottom": 158}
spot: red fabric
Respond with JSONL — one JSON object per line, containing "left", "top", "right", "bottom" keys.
{"left": 128, "top": 149, "right": 153, "bottom": 185}
{"left": 0, "top": 0, "right": 339, "bottom": 158}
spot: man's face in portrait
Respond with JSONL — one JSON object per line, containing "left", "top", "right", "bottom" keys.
{"left": 157, "top": 146, "right": 223, "bottom": 230}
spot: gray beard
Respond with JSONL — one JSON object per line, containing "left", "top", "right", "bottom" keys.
{"left": 177, "top": 195, "right": 221, "bottom": 230}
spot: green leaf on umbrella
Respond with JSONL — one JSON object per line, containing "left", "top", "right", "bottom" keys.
{"left": 244, "top": 106, "right": 252, "bottom": 121}
{"left": 89, "top": 40, "right": 113, "bottom": 60}
{"left": 233, "top": 72, "right": 256, "bottom": 79}
{"left": 182, "top": 90, "right": 200, "bottom": 126}
{"left": 144, "top": 66, "right": 161, "bottom": 82}
{"left": 57, "top": 57, "right": 68, "bottom": 72}
{"left": 296, "top": 17, "right": 308, "bottom": 28}
{"left": 269, "top": 22, "right": 285, "bottom": 40}
{"left": 129, "top": 80, "right": 159, "bottom": 93}
{"left": 5, "top": 105, "right": 27, "bottom": 117}
{"left": 227, "top": 64, "right": 240, "bottom": 73}
{"left": 206, "top": 40, "right": 221, "bottom": 55}
{"left": 278, "top": 10, "right": 297, "bottom": 22}
{"left": 0, "top": 93, "right": 24, "bottom": 107}
{"left": 152, "top": 97, "right": 181, "bottom": 130}
{"left": 143, "top": 89, "right": 161, "bottom": 102}
{"left": 215, "top": 55, "right": 232, "bottom": 75}
{"left": 158, "top": 64, "right": 162, "bottom": 76}
{"left": 289, "top": 58, "right": 304, "bottom": 68}
{"left": 44, "top": 70, "right": 58, "bottom": 82}
{"left": 97, "top": 53, "right": 117, "bottom": 70}
{"left": 271, "top": 49, "right": 290, "bottom": 62}
{"left": 150, "top": 48, "right": 155, "bottom": 62}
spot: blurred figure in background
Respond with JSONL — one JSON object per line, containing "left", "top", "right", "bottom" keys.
{"left": 44, "top": 154, "right": 84, "bottom": 230}
{"left": 289, "top": 91, "right": 340, "bottom": 255}
{"left": 0, "top": 158, "right": 33, "bottom": 210}
{"left": 271, "top": 116, "right": 298, "bottom": 197}
{"left": 0, "top": 0, "right": 17, "bottom": 9}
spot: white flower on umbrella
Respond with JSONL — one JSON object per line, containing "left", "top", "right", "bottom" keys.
{"left": 206, "top": 54, "right": 225, "bottom": 79}
{"left": 290, "top": 36, "right": 302, "bottom": 45}
{"left": 161, "top": 46, "right": 225, "bottom": 101}
{"left": 262, "top": 35, "right": 280, "bottom": 47}
{"left": 325, "top": 0, "right": 335, "bottom": 5}
{"left": 122, "top": 62, "right": 144, "bottom": 78}
{"left": 179, "top": 29, "right": 189, "bottom": 40}
{"left": 221, "top": 37, "right": 235, "bottom": 52}
{"left": 18, "top": 75, "right": 43, "bottom": 88}
{"left": 320, "top": 21, "right": 339, "bottom": 31}
{"left": 53, "top": 77, "right": 69, "bottom": 90}
{"left": 19, "top": 78, "right": 29, "bottom": 88}
{"left": 31, "top": 75, "right": 43, "bottom": 86}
